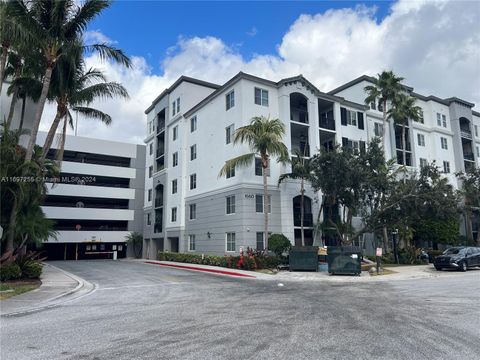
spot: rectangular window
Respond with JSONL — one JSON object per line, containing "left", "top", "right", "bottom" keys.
{"left": 226, "top": 195, "right": 236, "bottom": 214}
{"left": 171, "top": 207, "right": 177, "bottom": 222}
{"left": 419, "top": 158, "right": 428, "bottom": 168}
{"left": 172, "top": 152, "right": 178, "bottom": 167}
{"left": 226, "top": 90, "right": 235, "bottom": 110}
{"left": 190, "top": 174, "right": 197, "bottom": 190}
{"left": 255, "top": 194, "right": 271, "bottom": 213}
{"left": 374, "top": 123, "right": 383, "bottom": 137}
{"left": 189, "top": 204, "right": 196, "bottom": 220}
{"left": 149, "top": 166, "right": 153, "bottom": 178}
{"left": 226, "top": 165, "right": 235, "bottom": 179}
{"left": 442, "top": 114, "right": 447, "bottom": 128}
{"left": 441, "top": 137, "right": 448, "bottom": 150}
{"left": 190, "top": 144, "right": 197, "bottom": 161}
{"left": 226, "top": 232, "right": 235, "bottom": 252}
{"left": 149, "top": 143, "right": 153, "bottom": 155}
{"left": 190, "top": 116, "right": 197, "bottom": 132}
{"left": 418, "top": 109, "right": 424, "bottom": 124}
{"left": 172, "top": 100, "right": 176, "bottom": 116}
{"left": 417, "top": 134, "right": 425, "bottom": 147}
{"left": 147, "top": 213, "right": 151, "bottom": 226}
{"left": 148, "top": 189, "right": 152, "bottom": 201}
{"left": 347, "top": 110, "right": 357, "bottom": 126}
{"left": 225, "top": 124, "right": 234, "bottom": 144}
{"left": 476, "top": 146, "right": 479, "bottom": 158}
{"left": 256, "top": 232, "right": 265, "bottom": 250}
{"left": 189, "top": 234, "right": 196, "bottom": 251}
{"left": 254, "top": 87, "right": 269, "bottom": 106}
{"left": 176, "top": 97, "right": 180, "bottom": 114}
{"left": 255, "top": 158, "right": 270, "bottom": 177}
{"left": 172, "top": 179, "right": 177, "bottom": 194}
{"left": 172, "top": 125, "right": 178, "bottom": 141}
{"left": 443, "top": 161, "right": 450, "bottom": 174}
{"left": 437, "top": 113, "right": 441, "bottom": 126}
{"left": 475, "top": 125, "right": 478, "bottom": 137}
{"left": 370, "top": 102, "right": 376, "bottom": 110}
{"left": 347, "top": 139, "right": 360, "bottom": 154}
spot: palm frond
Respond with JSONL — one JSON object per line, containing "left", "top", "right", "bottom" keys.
{"left": 84, "top": 44, "right": 131, "bottom": 68}
{"left": 218, "top": 153, "right": 255, "bottom": 178}
{"left": 65, "top": 0, "right": 111, "bottom": 40}
{"left": 73, "top": 82, "right": 129, "bottom": 104}
{"left": 73, "top": 106, "right": 112, "bottom": 125}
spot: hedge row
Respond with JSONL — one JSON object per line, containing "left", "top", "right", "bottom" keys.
{"left": 0, "top": 262, "right": 42, "bottom": 281}
{"left": 157, "top": 252, "right": 280, "bottom": 270}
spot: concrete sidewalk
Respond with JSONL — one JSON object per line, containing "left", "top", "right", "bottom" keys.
{"left": 0, "top": 263, "right": 92, "bottom": 317}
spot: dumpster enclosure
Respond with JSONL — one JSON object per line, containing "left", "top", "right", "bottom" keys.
{"left": 327, "top": 246, "right": 362, "bottom": 275}
{"left": 289, "top": 246, "right": 319, "bottom": 271}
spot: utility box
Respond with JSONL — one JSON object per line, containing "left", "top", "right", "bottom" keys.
{"left": 327, "top": 246, "right": 362, "bottom": 275}
{"left": 289, "top": 246, "right": 319, "bottom": 271}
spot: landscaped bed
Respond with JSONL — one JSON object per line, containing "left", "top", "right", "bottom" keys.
{"left": 0, "top": 280, "right": 41, "bottom": 300}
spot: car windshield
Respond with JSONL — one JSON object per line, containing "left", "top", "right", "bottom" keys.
{"left": 444, "top": 248, "right": 465, "bottom": 255}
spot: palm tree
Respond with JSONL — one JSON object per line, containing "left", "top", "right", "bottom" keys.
{"left": 387, "top": 93, "right": 422, "bottom": 167}
{"left": 7, "top": 0, "right": 131, "bottom": 162}
{"left": 40, "top": 45, "right": 129, "bottom": 162}
{"left": 364, "top": 71, "right": 404, "bottom": 146}
{"left": 219, "top": 116, "right": 289, "bottom": 251}
{"left": 278, "top": 149, "right": 314, "bottom": 246}
{"left": 125, "top": 232, "right": 143, "bottom": 259}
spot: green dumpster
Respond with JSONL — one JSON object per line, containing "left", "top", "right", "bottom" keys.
{"left": 289, "top": 246, "right": 319, "bottom": 271}
{"left": 327, "top": 246, "right": 362, "bottom": 275}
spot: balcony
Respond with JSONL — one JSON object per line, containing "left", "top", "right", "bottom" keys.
{"left": 319, "top": 116, "right": 335, "bottom": 131}
{"left": 156, "top": 149, "right": 165, "bottom": 158}
{"left": 293, "top": 213, "right": 313, "bottom": 227}
{"left": 154, "top": 197, "right": 163, "bottom": 208}
{"left": 154, "top": 222, "right": 162, "bottom": 233}
{"left": 460, "top": 130, "right": 472, "bottom": 140}
{"left": 157, "top": 118, "right": 165, "bottom": 134}
{"left": 464, "top": 153, "right": 475, "bottom": 161}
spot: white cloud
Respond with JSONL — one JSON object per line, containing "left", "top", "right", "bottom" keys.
{"left": 246, "top": 27, "right": 258, "bottom": 37}
{"left": 40, "top": 0, "right": 480, "bottom": 145}
{"left": 83, "top": 30, "right": 117, "bottom": 45}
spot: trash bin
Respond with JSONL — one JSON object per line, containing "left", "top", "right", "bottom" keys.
{"left": 289, "top": 246, "right": 319, "bottom": 271}
{"left": 327, "top": 246, "right": 362, "bottom": 275}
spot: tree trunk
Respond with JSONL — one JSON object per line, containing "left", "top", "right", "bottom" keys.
{"left": 6, "top": 196, "right": 18, "bottom": 252}
{"left": 383, "top": 226, "right": 389, "bottom": 252}
{"left": 0, "top": 45, "right": 8, "bottom": 95}
{"left": 25, "top": 64, "right": 54, "bottom": 162}
{"left": 382, "top": 99, "right": 387, "bottom": 147}
{"left": 263, "top": 159, "right": 269, "bottom": 251}
{"left": 465, "top": 212, "right": 473, "bottom": 244}
{"left": 300, "top": 178, "right": 304, "bottom": 246}
{"left": 5, "top": 85, "right": 19, "bottom": 130}
{"left": 402, "top": 124, "right": 407, "bottom": 167}
{"left": 56, "top": 116, "right": 67, "bottom": 169}
{"left": 41, "top": 106, "right": 63, "bottom": 161}
{"left": 19, "top": 95, "right": 26, "bottom": 130}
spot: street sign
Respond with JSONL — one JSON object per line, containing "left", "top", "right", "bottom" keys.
{"left": 376, "top": 247, "right": 383, "bottom": 257}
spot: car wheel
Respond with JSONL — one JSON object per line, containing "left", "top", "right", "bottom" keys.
{"left": 460, "top": 262, "right": 468, "bottom": 272}
{"left": 434, "top": 266, "right": 442, "bottom": 271}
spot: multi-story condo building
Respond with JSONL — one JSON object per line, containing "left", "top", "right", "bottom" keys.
{"left": 143, "top": 72, "right": 480, "bottom": 258}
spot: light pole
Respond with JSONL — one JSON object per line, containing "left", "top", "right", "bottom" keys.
{"left": 392, "top": 229, "right": 399, "bottom": 264}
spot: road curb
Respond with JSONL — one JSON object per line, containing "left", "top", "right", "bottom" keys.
{"left": 144, "top": 261, "right": 257, "bottom": 278}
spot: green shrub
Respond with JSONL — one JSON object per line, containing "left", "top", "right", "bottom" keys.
{"left": 268, "top": 234, "right": 291, "bottom": 257}
{"left": 0, "top": 263, "right": 22, "bottom": 281}
{"left": 22, "top": 262, "right": 43, "bottom": 279}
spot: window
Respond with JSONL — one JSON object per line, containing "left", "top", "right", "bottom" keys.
{"left": 226, "top": 232, "right": 235, "bottom": 252}
{"left": 147, "top": 213, "right": 151, "bottom": 226}
{"left": 418, "top": 109, "right": 424, "bottom": 124}
{"left": 370, "top": 101, "right": 376, "bottom": 110}
{"left": 226, "top": 165, "right": 235, "bottom": 179}
{"left": 442, "top": 114, "right": 447, "bottom": 128}
{"left": 256, "top": 232, "right": 264, "bottom": 250}
{"left": 190, "top": 144, "right": 197, "bottom": 161}
{"left": 173, "top": 125, "right": 178, "bottom": 141}
{"left": 172, "top": 179, "right": 177, "bottom": 194}
{"left": 441, "top": 137, "right": 448, "bottom": 150}
{"left": 176, "top": 97, "right": 180, "bottom": 114}
{"left": 254, "top": 87, "right": 269, "bottom": 106}
{"left": 149, "top": 166, "right": 153, "bottom": 178}
{"left": 475, "top": 125, "right": 478, "bottom": 137}
{"left": 377, "top": 101, "right": 384, "bottom": 112}
{"left": 189, "top": 204, "right": 196, "bottom": 220}
{"left": 226, "top": 195, "right": 235, "bottom": 214}
{"left": 190, "top": 116, "right": 197, "bottom": 132}
{"left": 419, "top": 158, "right": 428, "bottom": 168}
{"left": 255, "top": 158, "right": 270, "bottom": 176}
{"left": 443, "top": 161, "right": 450, "bottom": 174}
{"left": 148, "top": 189, "right": 152, "bottom": 201}
{"left": 172, "top": 98, "right": 180, "bottom": 116}
{"left": 477, "top": 146, "right": 479, "bottom": 158}
{"left": 255, "top": 194, "right": 271, "bottom": 213}
{"left": 226, "top": 90, "right": 235, "bottom": 110}
{"left": 225, "top": 124, "right": 234, "bottom": 144}
{"left": 189, "top": 235, "right": 196, "bottom": 251}
{"left": 417, "top": 134, "right": 425, "bottom": 147}
{"left": 437, "top": 113, "right": 441, "bottom": 126}
{"left": 190, "top": 174, "right": 196, "bottom": 189}
{"left": 347, "top": 110, "right": 357, "bottom": 126}
{"left": 172, "top": 152, "right": 178, "bottom": 167}
{"left": 149, "top": 143, "right": 153, "bottom": 155}
{"left": 374, "top": 123, "right": 383, "bottom": 137}
{"left": 347, "top": 139, "right": 360, "bottom": 154}
{"left": 171, "top": 207, "right": 177, "bottom": 222}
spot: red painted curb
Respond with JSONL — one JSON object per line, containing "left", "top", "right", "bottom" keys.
{"left": 144, "top": 261, "right": 256, "bottom": 278}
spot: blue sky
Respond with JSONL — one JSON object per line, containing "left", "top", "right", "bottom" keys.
{"left": 88, "top": 1, "right": 394, "bottom": 74}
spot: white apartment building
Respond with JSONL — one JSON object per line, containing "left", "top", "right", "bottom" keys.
{"left": 143, "top": 72, "right": 479, "bottom": 258}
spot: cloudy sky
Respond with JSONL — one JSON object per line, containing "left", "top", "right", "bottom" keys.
{"left": 40, "top": 0, "right": 480, "bottom": 145}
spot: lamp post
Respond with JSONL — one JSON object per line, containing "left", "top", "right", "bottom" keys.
{"left": 392, "top": 229, "right": 399, "bottom": 264}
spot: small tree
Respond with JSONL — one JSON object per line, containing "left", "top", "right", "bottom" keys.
{"left": 125, "top": 232, "right": 143, "bottom": 258}
{"left": 268, "top": 234, "right": 291, "bottom": 257}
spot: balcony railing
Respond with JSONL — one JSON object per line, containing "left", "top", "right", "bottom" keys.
{"left": 464, "top": 153, "right": 475, "bottom": 161}
{"left": 293, "top": 213, "right": 313, "bottom": 227}
{"left": 292, "top": 145, "right": 310, "bottom": 157}
{"left": 154, "top": 223, "right": 162, "bottom": 233}
{"left": 460, "top": 130, "right": 472, "bottom": 140}
{"left": 319, "top": 116, "right": 336, "bottom": 131}
{"left": 157, "top": 119, "right": 165, "bottom": 134}
{"left": 291, "top": 108, "right": 309, "bottom": 124}
{"left": 154, "top": 198, "right": 163, "bottom": 208}
{"left": 156, "top": 149, "right": 165, "bottom": 158}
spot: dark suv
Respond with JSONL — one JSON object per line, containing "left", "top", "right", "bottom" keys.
{"left": 434, "top": 247, "right": 480, "bottom": 271}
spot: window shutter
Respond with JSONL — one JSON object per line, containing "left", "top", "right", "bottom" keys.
{"left": 341, "top": 107, "right": 347, "bottom": 126}
{"left": 357, "top": 112, "right": 364, "bottom": 130}
{"left": 360, "top": 141, "right": 366, "bottom": 154}
{"left": 342, "top": 137, "right": 348, "bottom": 148}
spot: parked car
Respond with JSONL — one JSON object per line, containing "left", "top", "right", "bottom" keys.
{"left": 433, "top": 247, "right": 480, "bottom": 271}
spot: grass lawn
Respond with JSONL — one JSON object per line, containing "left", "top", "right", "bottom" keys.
{"left": 369, "top": 268, "right": 397, "bottom": 276}
{"left": 0, "top": 281, "right": 41, "bottom": 300}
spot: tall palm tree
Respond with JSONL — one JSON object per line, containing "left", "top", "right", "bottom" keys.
{"left": 278, "top": 149, "right": 314, "bottom": 246}
{"left": 364, "top": 71, "right": 404, "bottom": 146}
{"left": 7, "top": 0, "right": 131, "bottom": 162}
{"left": 40, "top": 46, "right": 129, "bottom": 162}
{"left": 387, "top": 93, "right": 422, "bottom": 167}
{"left": 219, "top": 116, "right": 289, "bottom": 251}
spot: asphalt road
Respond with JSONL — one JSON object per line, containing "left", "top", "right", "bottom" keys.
{"left": 1, "top": 260, "right": 479, "bottom": 360}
